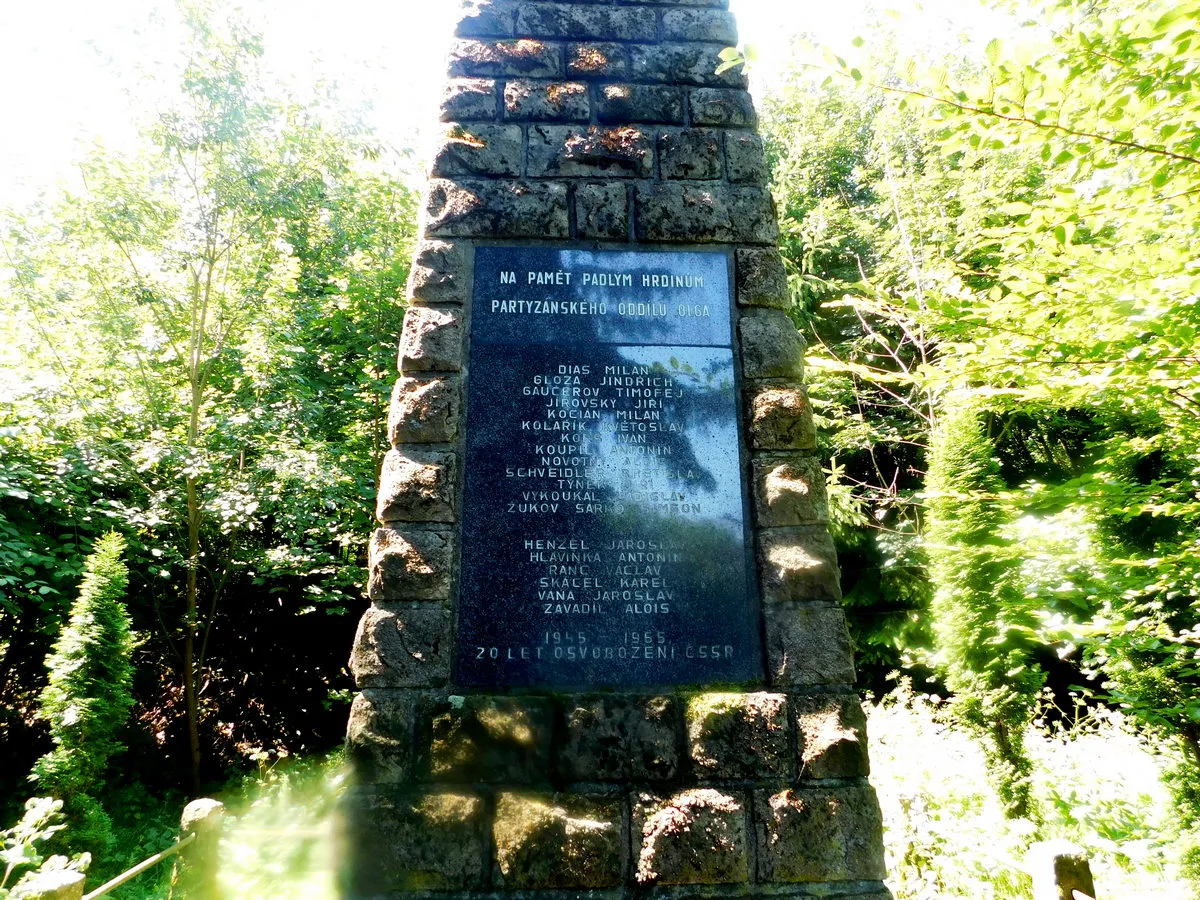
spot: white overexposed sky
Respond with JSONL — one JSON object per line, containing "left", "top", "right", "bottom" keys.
{"left": 0, "top": 0, "right": 1009, "bottom": 209}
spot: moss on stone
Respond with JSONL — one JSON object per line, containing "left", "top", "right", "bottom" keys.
{"left": 493, "top": 792, "right": 621, "bottom": 888}
{"left": 635, "top": 789, "right": 749, "bottom": 885}
{"left": 686, "top": 692, "right": 789, "bottom": 778}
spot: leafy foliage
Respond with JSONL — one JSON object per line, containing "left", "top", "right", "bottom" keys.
{"left": 925, "top": 405, "right": 1043, "bottom": 820}
{"left": 872, "top": 684, "right": 1193, "bottom": 899}
{"left": 0, "top": 4, "right": 416, "bottom": 792}
{"left": 760, "top": 0, "right": 1200, "bottom": 850}
{"left": 0, "top": 798, "right": 76, "bottom": 896}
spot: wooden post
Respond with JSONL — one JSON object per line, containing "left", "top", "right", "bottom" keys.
{"left": 1029, "top": 839, "right": 1097, "bottom": 900}
{"left": 12, "top": 869, "right": 85, "bottom": 900}
{"left": 169, "top": 798, "right": 224, "bottom": 900}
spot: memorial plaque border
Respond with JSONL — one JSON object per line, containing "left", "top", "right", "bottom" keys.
{"left": 452, "top": 241, "right": 765, "bottom": 688}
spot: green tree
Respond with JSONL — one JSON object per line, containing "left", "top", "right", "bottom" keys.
{"left": 925, "top": 405, "right": 1043, "bottom": 820}
{"left": 775, "top": 0, "right": 1200, "bottom": 838}
{"left": 31, "top": 533, "right": 134, "bottom": 852}
{"left": 0, "top": 3, "right": 414, "bottom": 791}
{"left": 860, "top": 0, "right": 1200, "bottom": 820}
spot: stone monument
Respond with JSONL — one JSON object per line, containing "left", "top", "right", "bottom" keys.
{"left": 343, "top": 1, "right": 890, "bottom": 897}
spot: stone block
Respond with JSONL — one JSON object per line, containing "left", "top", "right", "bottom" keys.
{"left": 662, "top": 8, "right": 738, "bottom": 43}
{"left": 748, "top": 384, "right": 817, "bottom": 449}
{"left": 635, "top": 183, "right": 776, "bottom": 244}
{"left": 763, "top": 604, "right": 856, "bottom": 687}
{"left": 528, "top": 124, "right": 654, "bottom": 178}
{"left": 342, "top": 789, "right": 486, "bottom": 892}
{"left": 431, "top": 124, "right": 522, "bottom": 177}
{"left": 440, "top": 78, "right": 498, "bottom": 122}
{"left": 759, "top": 526, "right": 842, "bottom": 602}
{"left": 424, "top": 179, "right": 570, "bottom": 238}
{"left": 367, "top": 527, "right": 453, "bottom": 601}
{"left": 631, "top": 43, "right": 748, "bottom": 88}
{"left": 456, "top": 0, "right": 516, "bottom": 37}
{"left": 739, "top": 307, "right": 804, "bottom": 379}
{"left": 736, "top": 247, "right": 790, "bottom": 308}
{"left": 516, "top": 3, "right": 657, "bottom": 41}
{"left": 753, "top": 785, "right": 886, "bottom": 882}
{"left": 407, "top": 240, "right": 469, "bottom": 305}
{"left": 424, "top": 695, "right": 553, "bottom": 783}
{"left": 793, "top": 694, "right": 870, "bottom": 779}
{"left": 575, "top": 182, "right": 629, "bottom": 240}
{"left": 346, "top": 690, "right": 417, "bottom": 782}
{"left": 596, "top": 84, "right": 685, "bottom": 124}
{"left": 389, "top": 374, "right": 462, "bottom": 444}
{"left": 726, "top": 131, "right": 767, "bottom": 182}
{"left": 558, "top": 695, "right": 680, "bottom": 782}
{"left": 448, "top": 38, "right": 563, "bottom": 79}
{"left": 634, "top": 789, "right": 749, "bottom": 885}
{"left": 399, "top": 305, "right": 464, "bottom": 373}
{"left": 659, "top": 128, "right": 723, "bottom": 180}
{"left": 686, "top": 692, "right": 789, "bottom": 779}
{"left": 376, "top": 448, "right": 457, "bottom": 524}
{"left": 690, "top": 87, "right": 757, "bottom": 127}
{"left": 567, "top": 42, "right": 628, "bottom": 80}
{"left": 349, "top": 605, "right": 452, "bottom": 688}
{"left": 753, "top": 455, "right": 829, "bottom": 527}
{"left": 492, "top": 792, "right": 623, "bottom": 888}
{"left": 637, "top": 181, "right": 733, "bottom": 242}
{"left": 504, "top": 79, "right": 589, "bottom": 121}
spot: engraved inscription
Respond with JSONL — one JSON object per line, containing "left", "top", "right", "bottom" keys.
{"left": 457, "top": 248, "right": 761, "bottom": 686}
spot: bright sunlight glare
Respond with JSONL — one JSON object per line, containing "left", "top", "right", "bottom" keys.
{"left": 0, "top": 0, "right": 1006, "bottom": 208}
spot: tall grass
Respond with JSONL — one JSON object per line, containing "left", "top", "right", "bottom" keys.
{"left": 871, "top": 683, "right": 1194, "bottom": 899}
{"left": 87, "top": 692, "right": 1193, "bottom": 899}
{"left": 218, "top": 752, "right": 348, "bottom": 900}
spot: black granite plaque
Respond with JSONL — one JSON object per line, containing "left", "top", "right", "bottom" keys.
{"left": 456, "top": 247, "right": 761, "bottom": 686}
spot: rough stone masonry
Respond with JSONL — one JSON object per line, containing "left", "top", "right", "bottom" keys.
{"left": 342, "top": 0, "right": 891, "bottom": 897}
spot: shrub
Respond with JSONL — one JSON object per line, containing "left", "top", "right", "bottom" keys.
{"left": 30, "top": 532, "right": 135, "bottom": 853}
{"left": 925, "top": 405, "right": 1044, "bottom": 820}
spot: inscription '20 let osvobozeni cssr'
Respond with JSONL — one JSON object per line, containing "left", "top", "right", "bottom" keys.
{"left": 456, "top": 247, "right": 761, "bottom": 687}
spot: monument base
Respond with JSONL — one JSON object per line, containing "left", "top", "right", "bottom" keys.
{"left": 343, "top": 688, "right": 887, "bottom": 897}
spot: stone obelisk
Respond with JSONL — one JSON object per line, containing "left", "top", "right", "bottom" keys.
{"left": 343, "top": 1, "right": 891, "bottom": 897}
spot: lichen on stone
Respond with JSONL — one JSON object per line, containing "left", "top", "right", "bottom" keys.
{"left": 417, "top": 792, "right": 479, "bottom": 828}
{"left": 563, "top": 126, "right": 648, "bottom": 168}
{"left": 636, "top": 789, "right": 746, "bottom": 884}
{"left": 574, "top": 46, "right": 608, "bottom": 71}
{"left": 493, "top": 793, "right": 620, "bottom": 888}
{"left": 545, "top": 82, "right": 585, "bottom": 108}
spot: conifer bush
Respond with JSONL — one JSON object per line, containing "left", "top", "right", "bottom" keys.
{"left": 31, "top": 532, "right": 135, "bottom": 852}
{"left": 925, "top": 405, "right": 1044, "bottom": 821}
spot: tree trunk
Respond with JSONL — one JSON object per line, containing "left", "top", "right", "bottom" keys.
{"left": 184, "top": 473, "right": 202, "bottom": 796}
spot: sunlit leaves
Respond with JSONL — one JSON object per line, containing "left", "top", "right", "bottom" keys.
{"left": 765, "top": 0, "right": 1200, "bottom": 797}
{"left": 0, "top": 6, "right": 416, "bottom": 768}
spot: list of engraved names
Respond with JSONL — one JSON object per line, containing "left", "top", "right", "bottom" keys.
{"left": 488, "top": 361, "right": 724, "bottom": 665}
{"left": 457, "top": 247, "right": 760, "bottom": 686}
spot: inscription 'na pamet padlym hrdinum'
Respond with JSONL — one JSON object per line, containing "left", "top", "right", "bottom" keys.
{"left": 456, "top": 247, "right": 761, "bottom": 687}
